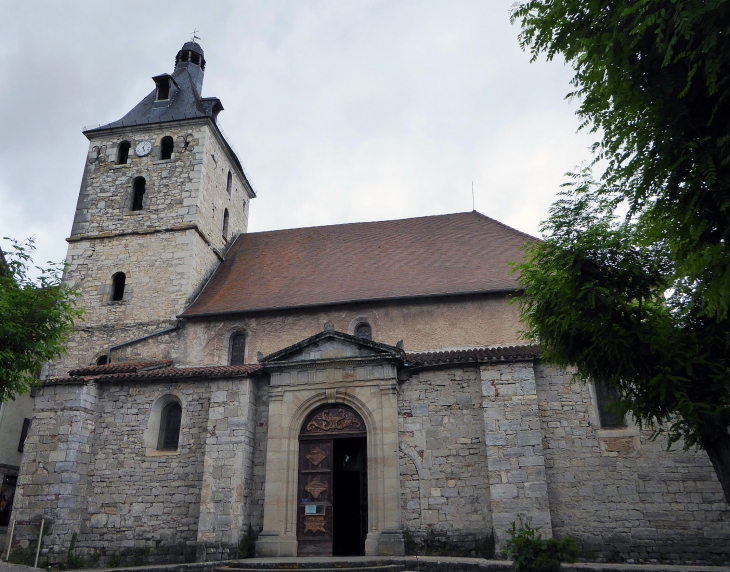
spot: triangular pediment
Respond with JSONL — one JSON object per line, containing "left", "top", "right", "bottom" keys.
{"left": 259, "top": 330, "right": 403, "bottom": 365}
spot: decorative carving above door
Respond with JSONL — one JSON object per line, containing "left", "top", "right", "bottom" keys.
{"left": 300, "top": 405, "right": 366, "bottom": 437}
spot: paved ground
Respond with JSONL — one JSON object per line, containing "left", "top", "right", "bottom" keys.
{"left": 0, "top": 557, "right": 728, "bottom": 572}
{"left": 0, "top": 563, "right": 37, "bottom": 572}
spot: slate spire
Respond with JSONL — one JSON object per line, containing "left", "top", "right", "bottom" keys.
{"left": 84, "top": 40, "right": 224, "bottom": 134}
{"left": 174, "top": 41, "right": 206, "bottom": 95}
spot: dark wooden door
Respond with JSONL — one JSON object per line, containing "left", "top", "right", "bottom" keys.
{"left": 297, "top": 439, "right": 333, "bottom": 556}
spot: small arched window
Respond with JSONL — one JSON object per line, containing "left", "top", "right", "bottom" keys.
{"left": 111, "top": 272, "right": 126, "bottom": 301}
{"left": 96, "top": 355, "right": 108, "bottom": 365}
{"left": 355, "top": 322, "right": 372, "bottom": 340}
{"left": 226, "top": 171, "right": 232, "bottom": 196}
{"left": 132, "top": 177, "right": 145, "bottom": 211}
{"left": 222, "top": 208, "right": 229, "bottom": 241}
{"left": 160, "top": 136, "right": 174, "bottom": 160}
{"left": 117, "top": 141, "right": 131, "bottom": 165}
{"left": 230, "top": 333, "right": 246, "bottom": 365}
{"left": 158, "top": 401, "right": 182, "bottom": 451}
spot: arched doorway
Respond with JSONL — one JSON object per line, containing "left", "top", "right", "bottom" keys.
{"left": 297, "top": 404, "right": 367, "bottom": 557}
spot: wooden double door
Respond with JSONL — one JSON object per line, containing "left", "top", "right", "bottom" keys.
{"left": 297, "top": 406, "right": 367, "bottom": 557}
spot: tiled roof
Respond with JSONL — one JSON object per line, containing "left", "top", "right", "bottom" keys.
{"left": 45, "top": 345, "right": 539, "bottom": 386}
{"left": 406, "top": 345, "right": 540, "bottom": 367}
{"left": 47, "top": 363, "right": 260, "bottom": 385}
{"left": 68, "top": 360, "right": 173, "bottom": 377}
{"left": 182, "top": 211, "right": 537, "bottom": 317}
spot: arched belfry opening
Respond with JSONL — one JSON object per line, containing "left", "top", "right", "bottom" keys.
{"left": 131, "top": 177, "right": 145, "bottom": 211}
{"left": 297, "top": 405, "right": 367, "bottom": 557}
{"left": 160, "top": 136, "right": 174, "bottom": 160}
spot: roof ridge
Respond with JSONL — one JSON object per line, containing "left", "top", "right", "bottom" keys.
{"left": 244, "top": 210, "right": 513, "bottom": 237}
{"left": 468, "top": 210, "right": 542, "bottom": 243}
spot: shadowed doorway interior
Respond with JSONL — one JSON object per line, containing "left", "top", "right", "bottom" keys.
{"left": 333, "top": 437, "right": 367, "bottom": 555}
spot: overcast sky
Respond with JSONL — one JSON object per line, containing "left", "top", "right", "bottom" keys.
{"left": 0, "top": 0, "right": 595, "bottom": 272}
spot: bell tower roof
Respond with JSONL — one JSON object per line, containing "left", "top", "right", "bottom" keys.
{"left": 83, "top": 41, "right": 219, "bottom": 136}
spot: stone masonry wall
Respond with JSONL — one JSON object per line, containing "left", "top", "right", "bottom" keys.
{"left": 76, "top": 121, "right": 249, "bottom": 250}
{"left": 198, "top": 124, "right": 250, "bottom": 246}
{"left": 63, "top": 230, "right": 213, "bottom": 329}
{"left": 82, "top": 380, "right": 211, "bottom": 564}
{"left": 535, "top": 363, "right": 730, "bottom": 563}
{"left": 196, "top": 378, "right": 258, "bottom": 561}
{"left": 12, "top": 383, "right": 99, "bottom": 563}
{"left": 480, "top": 361, "right": 552, "bottom": 550}
{"left": 398, "top": 366, "right": 492, "bottom": 549}
{"left": 249, "top": 379, "right": 270, "bottom": 538}
{"left": 50, "top": 119, "right": 252, "bottom": 376}
{"left": 180, "top": 294, "right": 524, "bottom": 368}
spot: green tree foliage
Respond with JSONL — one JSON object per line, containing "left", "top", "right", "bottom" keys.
{"left": 513, "top": 0, "right": 730, "bottom": 320}
{"left": 510, "top": 1, "right": 730, "bottom": 504}
{"left": 0, "top": 237, "right": 82, "bottom": 402}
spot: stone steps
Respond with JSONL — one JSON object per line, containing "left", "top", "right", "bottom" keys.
{"left": 217, "top": 565, "right": 406, "bottom": 572}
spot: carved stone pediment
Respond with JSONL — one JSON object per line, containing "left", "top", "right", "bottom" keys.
{"left": 259, "top": 330, "right": 403, "bottom": 365}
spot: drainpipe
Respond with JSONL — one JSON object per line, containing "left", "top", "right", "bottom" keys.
{"left": 106, "top": 320, "right": 180, "bottom": 363}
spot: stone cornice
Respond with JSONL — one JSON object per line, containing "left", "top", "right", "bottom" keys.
{"left": 67, "top": 224, "right": 224, "bottom": 261}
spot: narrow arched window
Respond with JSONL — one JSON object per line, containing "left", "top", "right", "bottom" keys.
{"left": 111, "top": 272, "right": 126, "bottom": 301}
{"left": 158, "top": 401, "right": 182, "bottom": 451}
{"left": 226, "top": 171, "right": 232, "bottom": 196}
{"left": 230, "top": 333, "right": 246, "bottom": 365}
{"left": 132, "top": 177, "right": 145, "bottom": 211}
{"left": 160, "top": 136, "right": 174, "bottom": 160}
{"left": 222, "top": 208, "right": 229, "bottom": 241}
{"left": 96, "top": 355, "right": 108, "bottom": 365}
{"left": 355, "top": 322, "right": 372, "bottom": 340}
{"left": 117, "top": 141, "right": 130, "bottom": 165}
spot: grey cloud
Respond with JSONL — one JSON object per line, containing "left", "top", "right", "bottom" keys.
{"left": 0, "top": 0, "right": 594, "bottom": 272}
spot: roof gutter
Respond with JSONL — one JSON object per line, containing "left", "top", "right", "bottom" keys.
{"left": 179, "top": 287, "right": 523, "bottom": 320}
{"left": 106, "top": 321, "right": 180, "bottom": 363}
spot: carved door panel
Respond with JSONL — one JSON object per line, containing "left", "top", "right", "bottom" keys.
{"left": 297, "top": 439, "right": 333, "bottom": 556}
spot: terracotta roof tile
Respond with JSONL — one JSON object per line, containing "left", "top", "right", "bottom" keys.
{"left": 68, "top": 360, "right": 173, "bottom": 376}
{"left": 182, "top": 211, "right": 537, "bottom": 317}
{"left": 47, "top": 363, "right": 260, "bottom": 385}
{"left": 406, "top": 345, "right": 540, "bottom": 367}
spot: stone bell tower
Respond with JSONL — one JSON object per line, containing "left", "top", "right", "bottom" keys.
{"left": 54, "top": 41, "right": 256, "bottom": 373}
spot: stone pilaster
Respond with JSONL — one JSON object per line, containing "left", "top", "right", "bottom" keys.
{"left": 196, "top": 378, "right": 256, "bottom": 561}
{"left": 481, "top": 361, "right": 552, "bottom": 549}
{"left": 13, "top": 382, "right": 99, "bottom": 563}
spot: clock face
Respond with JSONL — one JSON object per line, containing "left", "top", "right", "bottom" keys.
{"left": 135, "top": 140, "right": 152, "bottom": 157}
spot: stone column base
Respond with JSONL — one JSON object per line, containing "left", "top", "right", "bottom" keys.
{"left": 375, "top": 528, "right": 405, "bottom": 556}
{"left": 254, "top": 531, "right": 297, "bottom": 557}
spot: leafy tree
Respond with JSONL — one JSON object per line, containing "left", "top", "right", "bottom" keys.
{"left": 510, "top": 1, "right": 730, "bottom": 504}
{"left": 0, "top": 237, "right": 82, "bottom": 402}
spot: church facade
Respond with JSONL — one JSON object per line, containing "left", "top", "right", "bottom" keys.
{"left": 9, "top": 42, "right": 730, "bottom": 565}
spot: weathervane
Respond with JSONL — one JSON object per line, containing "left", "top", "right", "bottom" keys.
{"left": 191, "top": 29, "right": 201, "bottom": 44}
